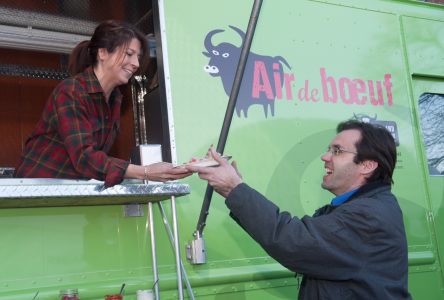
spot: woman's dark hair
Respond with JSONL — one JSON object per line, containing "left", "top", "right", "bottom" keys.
{"left": 68, "top": 20, "right": 149, "bottom": 76}
{"left": 337, "top": 120, "right": 397, "bottom": 184}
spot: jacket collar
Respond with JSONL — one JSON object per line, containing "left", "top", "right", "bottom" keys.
{"left": 313, "top": 181, "right": 390, "bottom": 217}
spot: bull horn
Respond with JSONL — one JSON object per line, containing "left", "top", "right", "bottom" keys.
{"left": 229, "top": 25, "right": 245, "bottom": 43}
{"left": 204, "top": 29, "right": 225, "bottom": 51}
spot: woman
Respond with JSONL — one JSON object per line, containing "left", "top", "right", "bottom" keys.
{"left": 14, "top": 20, "right": 190, "bottom": 187}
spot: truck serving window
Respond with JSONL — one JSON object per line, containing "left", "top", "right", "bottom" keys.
{"left": 418, "top": 93, "right": 444, "bottom": 175}
{"left": 0, "top": 1, "right": 170, "bottom": 179}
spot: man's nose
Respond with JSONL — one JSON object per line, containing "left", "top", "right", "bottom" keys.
{"left": 321, "top": 152, "right": 332, "bottom": 162}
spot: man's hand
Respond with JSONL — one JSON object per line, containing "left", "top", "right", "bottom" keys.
{"left": 186, "top": 148, "right": 243, "bottom": 198}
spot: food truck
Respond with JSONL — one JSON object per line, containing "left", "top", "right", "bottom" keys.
{"left": 0, "top": 0, "right": 443, "bottom": 299}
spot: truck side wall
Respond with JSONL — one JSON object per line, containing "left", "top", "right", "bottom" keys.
{"left": 0, "top": 0, "right": 443, "bottom": 299}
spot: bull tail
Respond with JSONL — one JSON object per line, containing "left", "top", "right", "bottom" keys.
{"left": 275, "top": 56, "right": 291, "bottom": 70}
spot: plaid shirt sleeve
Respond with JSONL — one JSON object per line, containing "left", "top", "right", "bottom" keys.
{"left": 53, "top": 76, "right": 129, "bottom": 187}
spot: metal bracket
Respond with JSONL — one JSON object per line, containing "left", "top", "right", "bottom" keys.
{"left": 123, "top": 204, "right": 144, "bottom": 217}
{"left": 186, "top": 231, "right": 207, "bottom": 265}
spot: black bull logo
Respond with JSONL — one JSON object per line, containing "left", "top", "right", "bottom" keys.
{"left": 203, "top": 25, "right": 291, "bottom": 118}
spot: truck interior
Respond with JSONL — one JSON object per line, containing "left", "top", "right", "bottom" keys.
{"left": 0, "top": 0, "right": 168, "bottom": 177}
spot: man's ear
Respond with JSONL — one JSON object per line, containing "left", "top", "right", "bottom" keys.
{"left": 360, "top": 160, "right": 378, "bottom": 176}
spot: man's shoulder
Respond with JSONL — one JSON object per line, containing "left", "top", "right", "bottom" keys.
{"left": 341, "top": 186, "right": 402, "bottom": 223}
{"left": 349, "top": 183, "right": 396, "bottom": 205}
{"left": 348, "top": 186, "right": 397, "bottom": 206}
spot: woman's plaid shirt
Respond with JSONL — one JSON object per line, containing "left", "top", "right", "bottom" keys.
{"left": 14, "top": 67, "right": 129, "bottom": 187}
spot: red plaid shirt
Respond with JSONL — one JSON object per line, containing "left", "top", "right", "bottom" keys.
{"left": 14, "top": 67, "right": 129, "bottom": 187}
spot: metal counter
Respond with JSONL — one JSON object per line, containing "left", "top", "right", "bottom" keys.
{"left": 0, "top": 178, "right": 192, "bottom": 298}
{"left": 0, "top": 178, "right": 190, "bottom": 208}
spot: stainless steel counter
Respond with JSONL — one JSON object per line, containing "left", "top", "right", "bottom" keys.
{"left": 0, "top": 167, "right": 14, "bottom": 178}
{"left": 0, "top": 178, "right": 190, "bottom": 208}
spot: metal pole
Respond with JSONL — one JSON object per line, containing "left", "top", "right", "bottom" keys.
{"left": 148, "top": 202, "right": 160, "bottom": 300}
{"left": 131, "top": 80, "right": 141, "bottom": 146}
{"left": 170, "top": 196, "right": 184, "bottom": 299}
{"left": 158, "top": 202, "right": 195, "bottom": 300}
{"left": 135, "top": 75, "right": 148, "bottom": 145}
{"left": 195, "top": 0, "right": 263, "bottom": 236}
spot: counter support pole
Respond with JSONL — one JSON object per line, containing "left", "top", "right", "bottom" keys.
{"left": 158, "top": 202, "right": 195, "bottom": 299}
{"left": 171, "top": 196, "right": 184, "bottom": 299}
{"left": 148, "top": 202, "right": 160, "bottom": 300}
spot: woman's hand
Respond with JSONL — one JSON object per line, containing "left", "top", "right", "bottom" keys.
{"left": 145, "top": 162, "right": 192, "bottom": 182}
{"left": 125, "top": 162, "right": 192, "bottom": 182}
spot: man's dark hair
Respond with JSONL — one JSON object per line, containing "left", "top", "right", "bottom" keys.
{"left": 337, "top": 120, "right": 397, "bottom": 184}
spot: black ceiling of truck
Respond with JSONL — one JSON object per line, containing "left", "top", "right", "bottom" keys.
{"left": 0, "top": 0, "right": 154, "bottom": 35}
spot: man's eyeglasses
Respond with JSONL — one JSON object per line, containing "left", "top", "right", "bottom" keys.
{"left": 325, "top": 146, "right": 357, "bottom": 156}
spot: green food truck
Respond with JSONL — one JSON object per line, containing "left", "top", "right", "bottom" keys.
{"left": 0, "top": 0, "right": 443, "bottom": 299}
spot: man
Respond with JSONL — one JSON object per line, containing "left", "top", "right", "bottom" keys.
{"left": 187, "top": 120, "right": 411, "bottom": 299}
